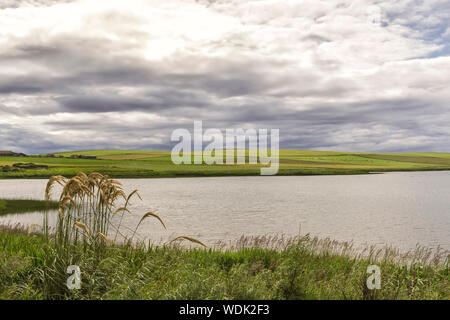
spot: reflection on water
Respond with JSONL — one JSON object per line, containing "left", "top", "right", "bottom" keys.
{"left": 0, "top": 171, "right": 449, "bottom": 251}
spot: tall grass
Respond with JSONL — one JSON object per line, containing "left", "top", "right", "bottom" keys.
{"left": 0, "top": 227, "right": 448, "bottom": 300}
{"left": 39, "top": 172, "right": 169, "bottom": 298}
{"left": 36, "top": 172, "right": 205, "bottom": 298}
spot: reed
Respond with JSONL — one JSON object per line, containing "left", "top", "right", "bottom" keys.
{"left": 38, "top": 172, "right": 203, "bottom": 298}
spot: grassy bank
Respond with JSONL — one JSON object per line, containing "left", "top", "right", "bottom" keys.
{"left": 0, "top": 199, "right": 58, "bottom": 216}
{"left": 1, "top": 149, "right": 450, "bottom": 179}
{"left": 0, "top": 226, "right": 448, "bottom": 300}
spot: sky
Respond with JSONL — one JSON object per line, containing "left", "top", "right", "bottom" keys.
{"left": 0, "top": 0, "right": 449, "bottom": 154}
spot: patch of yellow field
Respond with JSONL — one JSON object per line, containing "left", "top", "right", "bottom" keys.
{"left": 99, "top": 153, "right": 170, "bottom": 160}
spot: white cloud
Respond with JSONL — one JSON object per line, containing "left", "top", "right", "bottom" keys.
{"left": 0, "top": 0, "right": 449, "bottom": 153}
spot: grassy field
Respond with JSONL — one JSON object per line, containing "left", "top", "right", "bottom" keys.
{"left": 1, "top": 149, "right": 450, "bottom": 179}
{"left": 0, "top": 225, "right": 448, "bottom": 300}
{"left": 0, "top": 199, "right": 58, "bottom": 216}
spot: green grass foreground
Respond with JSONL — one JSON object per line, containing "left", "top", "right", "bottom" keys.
{"left": 0, "top": 226, "right": 448, "bottom": 300}
{"left": 0, "top": 199, "right": 58, "bottom": 216}
{"left": 1, "top": 149, "right": 450, "bottom": 179}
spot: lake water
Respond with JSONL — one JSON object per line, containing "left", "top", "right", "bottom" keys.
{"left": 0, "top": 172, "right": 449, "bottom": 251}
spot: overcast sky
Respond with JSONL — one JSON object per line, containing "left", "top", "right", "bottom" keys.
{"left": 0, "top": 0, "right": 449, "bottom": 154}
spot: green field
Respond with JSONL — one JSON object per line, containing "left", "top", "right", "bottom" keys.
{"left": 0, "top": 199, "right": 58, "bottom": 216}
{"left": 1, "top": 149, "right": 450, "bottom": 179}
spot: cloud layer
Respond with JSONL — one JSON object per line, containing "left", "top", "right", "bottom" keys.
{"left": 1, "top": 0, "right": 449, "bottom": 153}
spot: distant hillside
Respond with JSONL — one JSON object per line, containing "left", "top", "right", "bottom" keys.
{"left": 0, "top": 149, "right": 449, "bottom": 179}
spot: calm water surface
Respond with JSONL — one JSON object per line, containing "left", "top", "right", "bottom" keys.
{"left": 0, "top": 172, "right": 449, "bottom": 251}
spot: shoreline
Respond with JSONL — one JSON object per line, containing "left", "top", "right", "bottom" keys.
{"left": 1, "top": 167, "right": 450, "bottom": 180}
{"left": 0, "top": 225, "right": 448, "bottom": 300}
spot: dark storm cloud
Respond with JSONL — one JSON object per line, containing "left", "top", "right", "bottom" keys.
{"left": 0, "top": 43, "right": 297, "bottom": 100}
{"left": 0, "top": 123, "right": 61, "bottom": 154}
{"left": 0, "top": 83, "right": 43, "bottom": 94}
{"left": 57, "top": 96, "right": 162, "bottom": 113}
{"left": 1, "top": 35, "right": 333, "bottom": 100}
{"left": 54, "top": 86, "right": 217, "bottom": 113}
